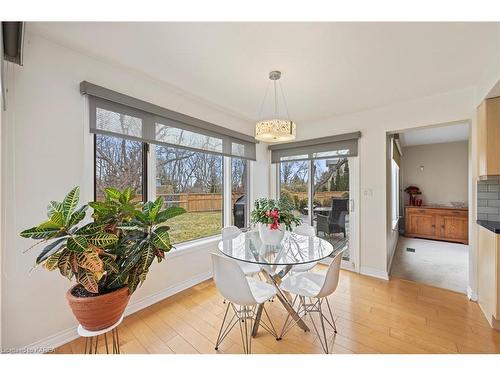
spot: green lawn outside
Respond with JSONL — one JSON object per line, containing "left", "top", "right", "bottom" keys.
{"left": 166, "top": 211, "right": 223, "bottom": 245}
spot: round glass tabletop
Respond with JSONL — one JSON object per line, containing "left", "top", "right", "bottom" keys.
{"left": 217, "top": 230, "right": 346, "bottom": 266}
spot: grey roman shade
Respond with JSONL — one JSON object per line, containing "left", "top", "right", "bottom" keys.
{"left": 81, "top": 81, "right": 257, "bottom": 160}
{"left": 269, "top": 132, "right": 361, "bottom": 163}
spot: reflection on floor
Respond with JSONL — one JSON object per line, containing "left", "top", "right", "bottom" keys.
{"left": 391, "top": 236, "right": 468, "bottom": 293}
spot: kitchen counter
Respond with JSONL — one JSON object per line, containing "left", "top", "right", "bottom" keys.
{"left": 477, "top": 219, "right": 500, "bottom": 234}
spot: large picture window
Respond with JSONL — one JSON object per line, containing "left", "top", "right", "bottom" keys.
{"left": 155, "top": 145, "right": 223, "bottom": 244}
{"left": 94, "top": 134, "right": 147, "bottom": 201}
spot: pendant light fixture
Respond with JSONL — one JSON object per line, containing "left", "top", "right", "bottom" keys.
{"left": 255, "top": 71, "right": 296, "bottom": 143}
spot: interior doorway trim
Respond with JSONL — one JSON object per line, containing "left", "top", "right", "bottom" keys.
{"left": 386, "top": 118, "right": 475, "bottom": 299}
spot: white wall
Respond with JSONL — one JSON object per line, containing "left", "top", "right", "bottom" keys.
{"left": 401, "top": 141, "right": 469, "bottom": 206}
{"left": 292, "top": 88, "right": 475, "bottom": 279}
{"left": 0, "top": 33, "right": 268, "bottom": 349}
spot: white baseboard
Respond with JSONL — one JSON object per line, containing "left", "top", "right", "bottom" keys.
{"left": 467, "top": 286, "right": 478, "bottom": 302}
{"left": 477, "top": 301, "right": 500, "bottom": 330}
{"left": 24, "top": 326, "right": 79, "bottom": 354}
{"left": 360, "top": 266, "right": 389, "bottom": 280}
{"left": 387, "top": 239, "right": 398, "bottom": 276}
{"left": 24, "top": 271, "right": 212, "bottom": 353}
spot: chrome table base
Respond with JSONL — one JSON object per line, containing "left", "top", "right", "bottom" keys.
{"left": 251, "top": 265, "right": 310, "bottom": 338}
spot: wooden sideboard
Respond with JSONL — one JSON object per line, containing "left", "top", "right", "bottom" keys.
{"left": 405, "top": 206, "right": 468, "bottom": 244}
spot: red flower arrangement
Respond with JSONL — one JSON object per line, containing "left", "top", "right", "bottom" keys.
{"left": 251, "top": 198, "right": 302, "bottom": 231}
{"left": 266, "top": 209, "right": 280, "bottom": 230}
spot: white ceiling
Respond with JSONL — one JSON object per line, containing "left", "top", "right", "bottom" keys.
{"left": 399, "top": 122, "right": 469, "bottom": 147}
{"left": 30, "top": 22, "right": 500, "bottom": 123}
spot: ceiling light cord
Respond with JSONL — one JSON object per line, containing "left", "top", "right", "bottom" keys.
{"left": 274, "top": 79, "right": 279, "bottom": 118}
{"left": 279, "top": 80, "right": 291, "bottom": 121}
{"left": 257, "top": 80, "right": 271, "bottom": 120}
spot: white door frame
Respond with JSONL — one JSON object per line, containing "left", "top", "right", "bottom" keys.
{"left": 341, "top": 156, "right": 360, "bottom": 272}
{"left": 387, "top": 119, "right": 474, "bottom": 298}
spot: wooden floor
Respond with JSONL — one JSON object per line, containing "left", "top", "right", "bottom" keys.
{"left": 55, "top": 267, "right": 500, "bottom": 354}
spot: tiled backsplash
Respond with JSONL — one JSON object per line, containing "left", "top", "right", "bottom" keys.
{"left": 478, "top": 179, "right": 500, "bottom": 221}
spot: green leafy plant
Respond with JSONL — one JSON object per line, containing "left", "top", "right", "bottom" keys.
{"left": 250, "top": 197, "right": 302, "bottom": 231}
{"left": 20, "top": 187, "right": 185, "bottom": 295}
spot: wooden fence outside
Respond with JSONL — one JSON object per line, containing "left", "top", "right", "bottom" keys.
{"left": 157, "top": 193, "right": 244, "bottom": 212}
{"left": 287, "top": 191, "right": 349, "bottom": 202}
{"left": 281, "top": 190, "right": 348, "bottom": 205}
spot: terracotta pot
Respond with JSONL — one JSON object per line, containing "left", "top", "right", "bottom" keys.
{"left": 66, "top": 285, "right": 130, "bottom": 331}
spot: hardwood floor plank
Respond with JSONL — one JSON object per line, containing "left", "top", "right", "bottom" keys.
{"left": 54, "top": 269, "right": 500, "bottom": 354}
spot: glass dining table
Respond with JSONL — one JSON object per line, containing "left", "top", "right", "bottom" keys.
{"left": 217, "top": 229, "right": 347, "bottom": 337}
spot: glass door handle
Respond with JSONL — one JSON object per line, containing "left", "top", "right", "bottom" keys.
{"left": 349, "top": 199, "right": 354, "bottom": 212}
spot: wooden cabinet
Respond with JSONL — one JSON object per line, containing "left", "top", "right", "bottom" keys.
{"left": 406, "top": 210, "right": 436, "bottom": 237}
{"left": 405, "top": 206, "right": 468, "bottom": 244}
{"left": 478, "top": 97, "right": 500, "bottom": 177}
{"left": 477, "top": 226, "right": 500, "bottom": 328}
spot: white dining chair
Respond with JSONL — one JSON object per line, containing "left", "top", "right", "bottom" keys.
{"left": 221, "top": 226, "right": 261, "bottom": 277}
{"left": 279, "top": 249, "right": 344, "bottom": 353}
{"left": 290, "top": 224, "right": 318, "bottom": 274}
{"left": 211, "top": 253, "right": 278, "bottom": 354}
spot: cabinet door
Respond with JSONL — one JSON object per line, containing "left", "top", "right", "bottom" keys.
{"left": 441, "top": 214, "right": 468, "bottom": 243}
{"left": 479, "top": 97, "right": 500, "bottom": 176}
{"left": 407, "top": 212, "right": 435, "bottom": 237}
{"left": 478, "top": 100, "right": 487, "bottom": 176}
{"left": 477, "top": 226, "right": 496, "bottom": 321}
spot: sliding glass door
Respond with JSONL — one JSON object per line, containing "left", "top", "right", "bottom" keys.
{"left": 312, "top": 157, "right": 357, "bottom": 268}
{"left": 278, "top": 156, "right": 358, "bottom": 270}
{"left": 279, "top": 160, "right": 309, "bottom": 224}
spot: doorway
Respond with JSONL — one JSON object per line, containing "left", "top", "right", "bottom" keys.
{"left": 388, "top": 122, "right": 470, "bottom": 294}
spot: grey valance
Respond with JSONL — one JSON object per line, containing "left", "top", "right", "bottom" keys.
{"left": 81, "top": 81, "right": 256, "bottom": 160}
{"left": 269, "top": 132, "right": 361, "bottom": 163}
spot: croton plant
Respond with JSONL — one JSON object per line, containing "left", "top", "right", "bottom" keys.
{"left": 20, "top": 187, "right": 185, "bottom": 295}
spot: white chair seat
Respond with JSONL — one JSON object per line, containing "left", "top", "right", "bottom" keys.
{"left": 247, "top": 277, "right": 277, "bottom": 304}
{"left": 239, "top": 262, "right": 261, "bottom": 276}
{"left": 280, "top": 272, "right": 325, "bottom": 298}
{"left": 291, "top": 262, "right": 317, "bottom": 273}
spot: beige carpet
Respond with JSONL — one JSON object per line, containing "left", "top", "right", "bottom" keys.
{"left": 390, "top": 236, "right": 468, "bottom": 294}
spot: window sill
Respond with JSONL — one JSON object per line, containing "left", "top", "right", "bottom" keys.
{"left": 167, "top": 234, "right": 221, "bottom": 259}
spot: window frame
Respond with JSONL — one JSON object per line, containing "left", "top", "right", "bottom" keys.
{"left": 152, "top": 143, "right": 225, "bottom": 244}
{"left": 391, "top": 159, "right": 400, "bottom": 230}
{"left": 93, "top": 138, "right": 252, "bottom": 246}
{"left": 229, "top": 157, "right": 251, "bottom": 230}
{"left": 93, "top": 133, "right": 149, "bottom": 202}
